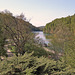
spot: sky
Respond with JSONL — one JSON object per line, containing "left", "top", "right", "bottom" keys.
{"left": 0, "top": 0, "right": 75, "bottom": 27}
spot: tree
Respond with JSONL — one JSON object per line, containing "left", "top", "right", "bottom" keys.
{"left": 16, "top": 13, "right": 26, "bottom": 21}
{"left": 2, "top": 9, "right": 13, "bottom": 16}
{"left": 2, "top": 14, "right": 33, "bottom": 56}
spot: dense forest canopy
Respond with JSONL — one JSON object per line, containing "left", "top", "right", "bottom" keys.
{"left": 43, "top": 14, "right": 75, "bottom": 35}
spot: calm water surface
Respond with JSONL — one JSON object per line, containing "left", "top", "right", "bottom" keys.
{"left": 33, "top": 31, "right": 50, "bottom": 45}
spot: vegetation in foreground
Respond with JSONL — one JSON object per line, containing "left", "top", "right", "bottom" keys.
{"left": 0, "top": 52, "right": 75, "bottom": 75}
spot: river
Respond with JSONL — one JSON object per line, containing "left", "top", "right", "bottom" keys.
{"left": 33, "top": 31, "right": 51, "bottom": 46}
{"left": 33, "top": 31, "right": 63, "bottom": 53}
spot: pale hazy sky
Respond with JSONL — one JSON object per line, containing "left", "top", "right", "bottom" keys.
{"left": 0, "top": 0, "right": 75, "bottom": 27}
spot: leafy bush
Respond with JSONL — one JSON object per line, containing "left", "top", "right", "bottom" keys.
{"left": 0, "top": 52, "right": 56, "bottom": 75}
{"left": 0, "top": 52, "right": 75, "bottom": 75}
{"left": 24, "top": 43, "right": 49, "bottom": 57}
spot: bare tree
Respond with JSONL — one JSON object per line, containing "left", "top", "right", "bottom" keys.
{"left": 16, "top": 13, "right": 26, "bottom": 21}
{"left": 3, "top": 16, "right": 33, "bottom": 56}
{"left": 4, "top": 9, "right": 13, "bottom": 16}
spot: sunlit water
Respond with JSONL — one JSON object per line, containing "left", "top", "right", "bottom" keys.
{"left": 33, "top": 31, "right": 50, "bottom": 45}
{"left": 33, "top": 31, "right": 62, "bottom": 52}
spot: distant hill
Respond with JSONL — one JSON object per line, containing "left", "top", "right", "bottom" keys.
{"left": 37, "top": 26, "right": 45, "bottom": 31}
{"left": 28, "top": 24, "right": 40, "bottom": 31}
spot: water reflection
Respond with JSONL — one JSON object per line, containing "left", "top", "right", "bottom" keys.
{"left": 33, "top": 31, "right": 50, "bottom": 45}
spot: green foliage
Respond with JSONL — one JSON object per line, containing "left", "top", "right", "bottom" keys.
{"left": 64, "top": 40, "right": 75, "bottom": 68}
{"left": 24, "top": 43, "right": 49, "bottom": 57}
{"left": 9, "top": 43, "right": 49, "bottom": 57}
{"left": 0, "top": 10, "right": 75, "bottom": 75}
{"left": 9, "top": 45, "right": 16, "bottom": 53}
{"left": 0, "top": 52, "right": 56, "bottom": 75}
{"left": 44, "top": 14, "right": 75, "bottom": 35}
{"left": 0, "top": 26, "right": 7, "bottom": 57}
{"left": 53, "top": 57, "right": 75, "bottom": 75}
{"left": 0, "top": 52, "right": 75, "bottom": 75}
{"left": 0, "top": 11, "right": 40, "bottom": 56}
{"left": 0, "top": 11, "right": 39, "bottom": 37}
{"left": 44, "top": 14, "right": 75, "bottom": 74}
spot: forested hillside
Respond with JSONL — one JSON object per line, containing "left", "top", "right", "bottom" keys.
{"left": 44, "top": 14, "right": 75, "bottom": 35}
{"left": 0, "top": 10, "right": 39, "bottom": 32}
{"left": 43, "top": 14, "right": 75, "bottom": 75}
